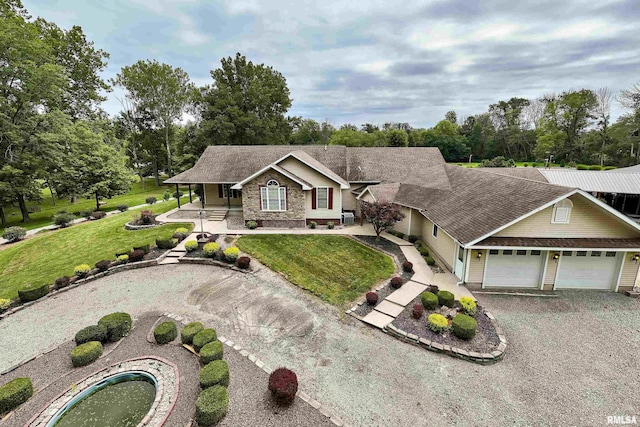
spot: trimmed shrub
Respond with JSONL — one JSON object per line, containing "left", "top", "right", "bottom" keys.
{"left": 236, "top": 256, "right": 251, "bottom": 269}
{"left": 604, "top": 166, "right": 616, "bottom": 171}
{"left": 133, "top": 243, "right": 151, "bottom": 254}
{"left": 173, "top": 191, "right": 184, "bottom": 199}
{"left": 268, "top": 367, "right": 298, "bottom": 405}
{"left": 163, "top": 191, "right": 171, "bottom": 201}
{"left": 54, "top": 276, "right": 70, "bottom": 289}
{"left": 98, "top": 312, "right": 132, "bottom": 342}
{"left": 437, "top": 290, "right": 455, "bottom": 307}
{"left": 203, "top": 242, "right": 220, "bottom": 258}
{"left": 576, "top": 164, "right": 588, "bottom": 170}
{"left": 117, "top": 204, "right": 129, "bottom": 212}
{"left": 327, "top": 221, "right": 335, "bottom": 229}
{"left": 223, "top": 246, "right": 240, "bottom": 262}
{"left": 115, "top": 249, "right": 131, "bottom": 257}
{"left": 589, "top": 165, "right": 603, "bottom": 171}
{"left": 181, "top": 322, "right": 204, "bottom": 345}
{"left": 53, "top": 212, "right": 76, "bottom": 228}
{"left": 390, "top": 276, "right": 403, "bottom": 289}
{"left": 309, "top": 221, "right": 317, "bottom": 229}
{"left": 193, "top": 328, "right": 217, "bottom": 352}
{"left": 195, "top": 385, "right": 229, "bottom": 426}
{"left": 414, "top": 240, "right": 423, "bottom": 247}
{"left": 428, "top": 313, "right": 449, "bottom": 333}
{"left": 0, "top": 298, "right": 11, "bottom": 313}
{"left": 91, "top": 211, "right": 106, "bottom": 220}
{"left": 116, "top": 254, "right": 129, "bottom": 264}
{"left": 74, "top": 264, "right": 91, "bottom": 278}
{"left": 412, "top": 303, "right": 423, "bottom": 319}
{"left": 154, "top": 321, "right": 178, "bottom": 344}
{"left": 459, "top": 296, "right": 477, "bottom": 316}
{"left": 426, "top": 284, "right": 439, "bottom": 294}
{"left": 156, "top": 237, "right": 177, "bottom": 250}
{"left": 174, "top": 227, "right": 189, "bottom": 241}
{"left": 0, "top": 378, "right": 33, "bottom": 413}
{"left": 420, "top": 291, "right": 438, "bottom": 309}
{"left": 366, "top": 292, "right": 378, "bottom": 305}
{"left": 246, "top": 220, "right": 258, "bottom": 229}
{"left": 424, "top": 256, "right": 435, "bottom": 266}
{"left": 200, "top": 360, "right": 230, "bottom": 388}
{"left": 2, "top": 226, "right": 27, "bottom": 242}
{"left": 185, "top": 240, "right": 198, "bottom": 252}
{"left": 128, "top": 249, "right": 146, "bottom": 262}
{"left": 80, "top": 209, "right": 93, "bottom": 219}
{"left": 419, "top": 247, "right": 430, "bottom": 257}
{"left": 451, "top": 314, "right": 477, "bottom": 340}
{"left": 71, "top": 341, "right": 103, "bottom": 367}
{"left": 567, "top": 161, "right": 577, "bottom": 168}
{"left": 95, "top": 260, "right": 111, "bottom": 272}
{"left": 18, "top": 283, "right": 49, "bottom": 302}
{"left": 140, "top": 210, "right": 154, "bottom": 224}
{"left": 200, "top": 341, "right": 224, "bottom": 365}
{"left": 408, "top": 234, "right": 419, "bottom": 243}
{"left": 75, "top": 325, "right": 108, "bottom": 345}
{"left": 145, "top": 196, "right": 157, "bottom": 205}
{"left": 402, "top": 261, "right": 413, "bottom": 272}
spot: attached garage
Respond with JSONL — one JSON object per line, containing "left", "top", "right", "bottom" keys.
{"left": 484, "top": 249, "right": 545, "bottom": 288}
{"left": 555, "top": 251, "right": 621, "bottom": 290}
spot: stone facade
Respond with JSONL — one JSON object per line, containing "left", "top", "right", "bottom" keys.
{"left": 242, "top": 170, "right": 306, "bottom": 228}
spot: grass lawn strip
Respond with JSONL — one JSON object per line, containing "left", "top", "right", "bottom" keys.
{"left": 236, "top": 235, "right": 395, "bottom": 306}
{"left": 0, "top": 200, "right": 191, "bottom": 300}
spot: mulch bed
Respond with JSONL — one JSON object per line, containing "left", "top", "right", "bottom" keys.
{"left": 352, "top": 281, "right": 397, "bottom": 318}
{"left": 143, "top": 247, "right": 166, "bottom": 261}
{"left": 392, "top": 297, "right": 500, "bottom": 353}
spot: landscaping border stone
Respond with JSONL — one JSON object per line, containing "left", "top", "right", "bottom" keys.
{"left": 124, "top": 222, "right": 165, "bottom": 230}
{"left": 178, "top": 257, "right": 249, "bottom": 274}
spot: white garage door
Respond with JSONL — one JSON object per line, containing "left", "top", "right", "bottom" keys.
{"left": 484, "top": 249, "right": 544, "bottom": 288}
{"left": 555, "top": 251, "right": 619, "bottom": 290}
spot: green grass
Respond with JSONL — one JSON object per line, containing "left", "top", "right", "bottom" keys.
{"left": 236, "top": 235, "right": 395, "bottom": 306}
{"left": 0, "top": 200, "right": 192, "bottom": 300}
{"left": 1, "top": 177, "right": 189, "bottom": 233}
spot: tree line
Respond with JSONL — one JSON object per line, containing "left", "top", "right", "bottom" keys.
{"left": 2, "top": 0, "right": 640, "bottom": 225}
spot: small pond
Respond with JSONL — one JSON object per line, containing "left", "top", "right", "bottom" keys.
{"left": 48, "top": 372, "right": 156, "bottom": 427}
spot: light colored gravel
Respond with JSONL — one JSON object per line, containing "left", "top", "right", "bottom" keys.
{"left": 1, "top": 264, "right": 639, "bottom": 426}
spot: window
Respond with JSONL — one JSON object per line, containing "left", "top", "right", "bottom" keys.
{"left": 552, "top": 199, "right": 573, "bottom": 224}
{"left": 221, "top": 184, "right": 241, "bottom": 199}
{"left": 316, "top": 187, "right": 329, "bottom": 209}
{"left": 502, "top": 250, "right": 513, "bottom": 255}
{"left": 516, "top": 250, "right": 527, "bottom": 256}
{"left": 531, "top": 250, "right": 541, "bottom": 256}
{"left": 458, "top": 246, "right": 464, "bottom": 262}
{"left": 432, "top": 224, "right": 438, "bottom": 238}
{"left": 576, "top": 251, "right": 587, "bottom": 257}
{"left": 605, "top": 251, "right": 616, "bottom": 257}
{"left": 489, "top": 249, "right": 499, "bottom": 255}
{"left": 591, "top": 251, "right": 602, "bottom": 257}
{"left": 562, "top": 251, "right": 572, "bottom": 256}
{"left": 260, "top": 180, "right": 286, "bottom": 211}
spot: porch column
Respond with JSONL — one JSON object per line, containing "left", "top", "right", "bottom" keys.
{"left": 226, "top": 185, "right": 231, "bottom": 208}
{"left": 188, "top": 184, "right": 193, "bottom": 203}
{"left": 176, "top": 184, "right": 181, "bottom": 208}
{"left": 201, "top": 184, "right": 205, "bottom": 208}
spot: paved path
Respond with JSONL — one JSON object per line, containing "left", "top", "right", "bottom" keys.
{"left": 1, "top": 264, "right": 638, "bottom": 426}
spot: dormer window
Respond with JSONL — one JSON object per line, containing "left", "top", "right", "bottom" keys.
{"left": 552, "top": 199, "right": 573, "bottom": 224}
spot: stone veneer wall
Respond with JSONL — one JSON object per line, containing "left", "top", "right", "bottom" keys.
{"left": 242, "top": 170, "right": 306, "bottom": 228}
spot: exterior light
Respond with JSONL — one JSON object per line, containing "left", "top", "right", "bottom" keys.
{"left": 476, "top": 251, "right": 482, "bottom": 259}
{"left": 552, "top": 253, "right": 560, "bottom": 260}
{"left": 632, "top": 254, "right": 640, "bottom": 263}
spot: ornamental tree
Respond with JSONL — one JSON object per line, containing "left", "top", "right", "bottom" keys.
{"left": 360, "top": 201, "right": 405, "bottom": 239}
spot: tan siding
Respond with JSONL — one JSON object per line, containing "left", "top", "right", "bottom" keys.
{"left": 394, "top": 207, "right": 412, "bottom": 235}
{"left": 360, "top": 192, "right": 375, "bottom": 203}
{"left": 494, "top": 194, "right": 640, "bottom": 239}
{"left": 544, "top": 252, "right": 558, "bottom": 285}
{"left": 421, "top": 217, "right": 456, "bottom": 270}
{"left": 467, "top": 250, "right": 486, "bottom": 283}
{"left": 409, "top": 210, "right": 423, "bottom": 236}
{"left": 342, "top": 189, "right": 358, "bottom": 211}
{"left": 203, "top": 184, "right": 242, "bottom": 206}
{"left": 619, "top": 253, "right": 639, "bottom": 289}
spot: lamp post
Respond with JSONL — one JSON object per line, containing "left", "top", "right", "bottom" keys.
{"left": 197, "top": 209, "right": 206, "bottom": 238}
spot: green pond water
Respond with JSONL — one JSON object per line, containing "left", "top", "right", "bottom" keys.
{"left": 53, "top": 379, "right": 156, "bottom": 427}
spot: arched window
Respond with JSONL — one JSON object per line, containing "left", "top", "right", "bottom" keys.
{"left": 552, "top": 199, "right": 573, "bottom": 224}
{"left": 261, "top": 180, "right": 287, "bottom": 211}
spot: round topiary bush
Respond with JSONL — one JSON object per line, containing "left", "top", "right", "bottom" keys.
{"left": 0, "top": 377, "right": 33, "bottom": 413}
{"left": 459, "top": 296, "right": 477, "bottom": 315}
{"left": 133, "top": 244, "right": 151, "bottom": 254}
{"left": 193, "top": 328, "right": 217, "bottom": 352}
{"left": 70, "top": 341, "right": 103, "bottom": 367}
{"left": 425, "top": 256, "right": 436, "bottom": 266}
{"left": 246, "top": 220, "right": 258, "bottom": 229}
{"left": 223, "top": 247, "right": 240, "bottom": 263}
{"left": 402, "top": 261, "right": 413, "bottom": 272}
{"left": 199, "top": 360, "right": 230, "bottom": 388}
{"left": 236, "top": 256, "right": 251, "bottom": 269}
{"left": 268, "top": 367, "right": 298, "bottom": 405}
{"left": 0, "top": 298, "right": 10, "bottom": 313}
{"left": 117, "top": 204, "right": 129, "bottom": 212}
{"left": 174, "top": 227, "right": 189, "bottom": 241}
{"left": 2, "top": 226, "right": 27, "bottom": 243}
{"left": 116, "top": 254, "right": 129, "bottom": 264}
{"left": 366, "top": 291, "right": 378, "bottom": 305}
{"left": 74, "top": 264, "right": 91, "bottom": 278}
{"left": 195, "top": 385, "right": 229, "bottom": 426}
{"left": 200, "top": 341, "right": 224, "bottom": 365}
{"left": 156, "top": 237, "right": 177, "bottom": 250}
{"left": 54, "top": 276, "right": 71, "bottom": 289}
{"left": 154, "top": 321, "right": 178, "bottom": 344}
{"left": 451, "top": 314, "right": 477, "bottom": 340}
{"left": 412, "top": 303, "right": 423, "bottom": 319}
{"left": 18, "top": 283, "right": 49, "bottom": 302}
{"left": 420, "top": 291, "right": 438, "bottom": 310}
{"left": 91, "top": 211, "right": 106, "bottom": 220}
{"left": 74, "top": 325, "right": 108, "bottom": 345}
{"left": 128, "top": 249, "right": 146, "bottom": 262}
{"left": 146, "top": 196, "right": 157, "bottom": 205}
{"left": 185, "top": 240, "right": 198, "bottom": 252}
{"left": 98, "top": 312, "right": 132, "bottom": 342}
{"left": 437, "top": 290, "right": 455, "bottom": 307}
{"left": 202, "top": 242, "right": 219, "bottom": 258}
{"left": 427, "top": 313, "right": 449, "bottom": 333}
{"left": 95, "top": 260, "right": 111, "bottom": 272}
{"left": 181, "top": 322, "right": 204, "bottom": 345}
{"left": 390, "top": 276, "right": 403, "bottom": 289}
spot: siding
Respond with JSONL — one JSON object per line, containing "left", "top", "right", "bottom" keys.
{"left": 421, "top": 217, "right": 457, "bottom": 270}
{"left": 342, "top": 189, "right": 358, "bottom": 211}
{"left": 279, "top": 157, "right": 342, "bottom": 220}
{"left": 494, "top": 194, "right": 640, "bottom": 239}
{"left": 203, "top": 184, "right": 242, "bottom": 206}
{"left": 394, "top": 207, "right": 412, "bottom": 235}
{"left": 544, "top": 251, "right": 558, "bottom": 287}
{"left": 467, "top": 249, "right": 486, "bottom": 283}
{"left": 409, "top": 210, "right": 423, "bottom": 236}
{"left": 618, "top": 253, "right": 639, "bottom": 290}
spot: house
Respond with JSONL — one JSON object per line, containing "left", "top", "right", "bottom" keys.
{"left": 166, "top": 146, "right": 640, "bottom": 293}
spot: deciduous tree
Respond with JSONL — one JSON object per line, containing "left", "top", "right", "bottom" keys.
{"left": 360, "top": 201, "right": 405, "bottom": 239}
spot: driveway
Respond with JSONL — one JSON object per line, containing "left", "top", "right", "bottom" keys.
{"left": 1, "top": 264, "right": 639, "bottom": 426}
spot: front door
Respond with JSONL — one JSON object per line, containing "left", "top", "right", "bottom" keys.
{"left": 455, "top": 245, "right": 465, "bottom": 279}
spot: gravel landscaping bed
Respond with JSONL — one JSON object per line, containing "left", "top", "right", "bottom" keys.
{"left": 352, "top": 282, "right": 396, "bottom": 317}
{"left": 226, "top": 216, "right": 245, "bottom": 230}
{"left": 143, "top": 247, "right": 166, "bottom": 261}
{"left": 392, "top": 297, "right": 500, "bottom": 353}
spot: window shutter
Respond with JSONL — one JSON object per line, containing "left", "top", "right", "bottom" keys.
{"left": 218, "top": 184, "right": 223, "bottom": 198}
{"left": 328, "top": 188, "right": 334, "bottom": 210}
{"left": 260, "top": 187, "right": 268, "bottom": 211}
{"left": 279, "top": 187, "right": 286, "bottom": 211}
{"left": 311, "top": 188, "right": 317, "bottom": 209}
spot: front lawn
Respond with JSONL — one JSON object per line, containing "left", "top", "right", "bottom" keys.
{"left": 0, "top": 201, "right": 192, "bottom": 300}
{"left": 236, "top": 235, "right": 395, "bottom": 305}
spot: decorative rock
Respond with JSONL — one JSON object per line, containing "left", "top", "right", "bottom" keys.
{"left": 320, "top": 406, "right": 333, "bottom": 418}
{"left": 298, "top": 391, "right": 310, "bottom": 402}
{"left": 498, "top": 342, "right": 507, "bottom": 352}
{"left": 331, "top": 416, "right": 344, "bottom": 426}
{"left": 491, "top": 350, "right": 503, "bottom": 358}
{"left": 431, "top": 342, "right": 444, "bottom": 351}
{"left": 418, "top": 338, "right": 431, "bottom": 347}
{"left": 406, "top": 333, "right": 418, "bottom": 342}
{"left": 309, "top": 399, "right": 321, "bottom": 409}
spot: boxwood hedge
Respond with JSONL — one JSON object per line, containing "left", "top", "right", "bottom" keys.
{"left": 18, "top": 283, "right": 49, "bottom": 303}
{"left": 451, "top": 314, "right": 477, "bottom": 340}
{"left": 195, "top": 385, "right": 229, "bottom": 426}
{"left": 154, "top": 321, "right": 178, "bottom": 345}
{"left": 0, "top": 378, "right": 33, "bottom": 413}
{"left": 420, "top": 291, "right": 438, "bottom": 310}
{"left": 199, "top": 341, "right": 224, "bottom": 365}
{"left": 199, "top": 360, "right": 230, "bottom": 389}
{"left": 181, "top": 322, "right": 204, "bottom": 345}
{"left": 437, "top": 290, "right": 455, "bottom": 307}
{"left": 70, "top": 341, "right": 103, "bottom": 367}
{"left": 98, "top": 312, "right": 132, "bottom": 342}
{"left": 74, "top": 325, "right": 108, "bottom": 345}
{"left": 193, "top": 328, "right": 217, "bottom": 352}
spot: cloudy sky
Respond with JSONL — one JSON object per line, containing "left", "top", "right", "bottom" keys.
{"left": 23, "top": 0, "right": 640, "bottom": 128}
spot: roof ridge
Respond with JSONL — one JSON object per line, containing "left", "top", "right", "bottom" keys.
{"left": 469, "top": 166, "right": 575, "bottom": 191}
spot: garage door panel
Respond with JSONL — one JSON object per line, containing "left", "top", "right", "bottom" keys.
{"left": 485, "top": 250, "right": 544, "bottom": 288}
{"left": 555, "top": 251, "right": 619, "bottom": 290}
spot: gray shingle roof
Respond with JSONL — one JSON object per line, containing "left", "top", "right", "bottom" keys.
{"left": 288, "top": 150, "right": 349, "bottom": 187}
{"left": 476, "top": 237, "right": 640, "bottom": 249}
{"left": 478, "top": 167, "right": 548, "bottom": 182}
